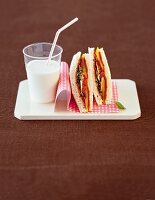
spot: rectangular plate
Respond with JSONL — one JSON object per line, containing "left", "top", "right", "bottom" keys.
{"left": 14, "top": 79, "right": 141, "bottom": 120}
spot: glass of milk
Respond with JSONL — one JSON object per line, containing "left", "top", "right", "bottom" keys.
{"left": 23, "top": 42, "right": 63, "bottom": 103}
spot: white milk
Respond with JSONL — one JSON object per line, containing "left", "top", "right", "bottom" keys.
{"left": 26, "top": 60, "right": 60, "bottom": 103}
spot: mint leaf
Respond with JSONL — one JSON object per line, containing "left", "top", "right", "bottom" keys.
{"left": 115, "top": 101, "right": 126, "bottom": 110}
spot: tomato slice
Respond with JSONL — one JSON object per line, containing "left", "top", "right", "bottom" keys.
{"left": 100, "top": 71, "right": 104, "bottom": 79}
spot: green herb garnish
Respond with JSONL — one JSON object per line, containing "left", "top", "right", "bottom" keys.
{"left": 95, "top": 68, "right": 101, "bottom": 93}
{"left": 77, "top": 68, "right": 82, "bottom": 86}
{"left": 115, "top": 101, "right": 126, "bottom": 110}
{"left": 96, "top": 78, "right": 101, "bottom": 93}
{"left": 80, "top": 92, "right": 85, "bottom": 97}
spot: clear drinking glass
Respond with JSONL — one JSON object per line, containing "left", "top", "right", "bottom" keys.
{"left": 23, "top": 42, "right": 63, "bottom": 103}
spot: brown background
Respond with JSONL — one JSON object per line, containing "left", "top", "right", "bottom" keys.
{"left": 0, "top": 0, "right": 155, "bottom": 199}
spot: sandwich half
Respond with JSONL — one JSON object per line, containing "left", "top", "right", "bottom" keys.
{"left": 88, "top": 47, "right": 112, "bottom": 105}
{"left": 70, "top": 52, "right": 93, "bottom": 113}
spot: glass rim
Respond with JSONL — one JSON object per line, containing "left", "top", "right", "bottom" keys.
{"left": 22, "top": 42, "right": 63, "bottom": 59}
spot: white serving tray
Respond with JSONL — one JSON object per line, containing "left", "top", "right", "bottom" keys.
{"left": 14, "top": 79, "right": 141, "bottom": 120}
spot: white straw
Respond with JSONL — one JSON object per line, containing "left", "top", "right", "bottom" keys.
{"left": 47, "top": 17, "right": 78, "bottom": 64}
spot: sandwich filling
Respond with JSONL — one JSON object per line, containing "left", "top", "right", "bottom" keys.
{"left": 94, "top": 47, "right": 107, "bottom": 103}
{"left": 77, "top": 54, "right": 90, "bottom": 112}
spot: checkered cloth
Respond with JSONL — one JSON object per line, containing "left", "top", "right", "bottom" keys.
{"left": 55, "top": 62, "right": 71, "bottom": 108}
{"left": 55, "top": 62, "right": 119, "bottom": 113}
{"left": 69, "top": 80, "right": 119, "bottom": 113}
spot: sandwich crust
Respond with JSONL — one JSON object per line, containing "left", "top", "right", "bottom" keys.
{"left": 100, "top": 48, "right": 112, "bottom": 104}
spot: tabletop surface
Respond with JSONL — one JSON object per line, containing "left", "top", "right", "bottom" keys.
{"left": 0, "top": 0, "right": 155, "bottom": 199}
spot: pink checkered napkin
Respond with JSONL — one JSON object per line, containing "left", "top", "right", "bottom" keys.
{"left": 68, "top": 81, "right": 119, "bottom": 113}
{"left": 54, "top": 62, "right": 71, "bottom": 109}
{"left": 55, "top": 62, "right": 119, "bottom": 113}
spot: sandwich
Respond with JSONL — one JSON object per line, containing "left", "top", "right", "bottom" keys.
{"left": 88, "top": 47, "right": 112, "bottom": 105}
{"left": 70, "top": 52, "right": 93, "bottom": 113}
